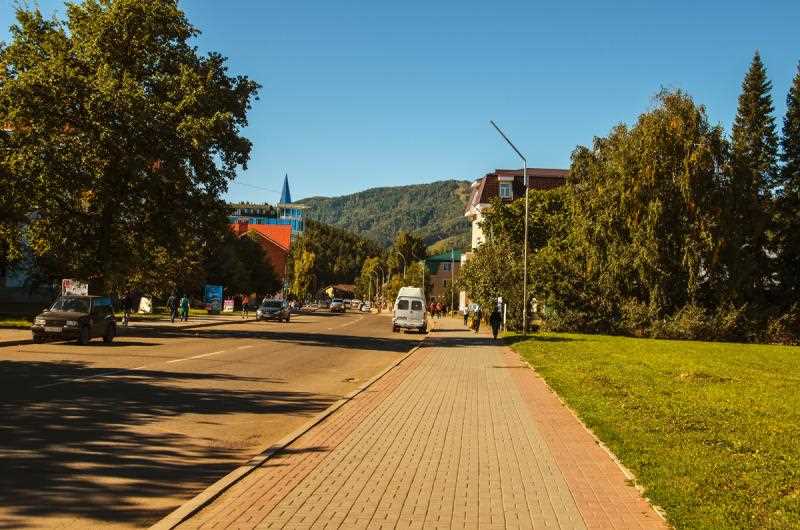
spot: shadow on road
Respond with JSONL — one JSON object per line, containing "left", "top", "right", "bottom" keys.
{"left": 0, "top": 360, "right": 333, "bottom": 527}
{"left": 122, "top": 327, "right": 418, "bottom": 354}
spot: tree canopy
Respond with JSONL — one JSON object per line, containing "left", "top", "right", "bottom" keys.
{"left": 0, "top": 0, "right": 259, "bottom": 293}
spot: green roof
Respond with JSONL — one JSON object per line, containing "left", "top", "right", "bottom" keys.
{"left": 426, "top": 250, "right": 462, "bottom": 262}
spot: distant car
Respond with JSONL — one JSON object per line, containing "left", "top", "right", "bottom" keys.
{"left": 256, "top": 300, "right": 290, "bottom": 322}
{"left": 330, "top": 299, "right": 345, "bottom": 312}
{"left": 31, "top": 295, "right": 117, "bottom": 345}
{"left": 319, "top": 300, "right": 330, "bottom": 309}
{"left": 360, "top": 301, "right": 372, "bottom": 312}
{"left": 350, "top": 299, "right": 362, "bottom": 310}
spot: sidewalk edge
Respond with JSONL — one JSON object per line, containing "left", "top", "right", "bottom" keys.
{"left": 510, "top": 345, "right": 670, "bottom": 525}
{"left": 150, "top": 324, "right": 433, "bottom": 530}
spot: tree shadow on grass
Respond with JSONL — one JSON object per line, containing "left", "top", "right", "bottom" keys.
{"left": 502, "top": 334, "right": 581, "bottom": 345}
{"left": 0, "top": 360, "right": 334, "bottom": 528}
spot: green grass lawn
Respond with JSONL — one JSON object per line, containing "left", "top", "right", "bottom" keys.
{"left": 0, "top": 316, "right": 32, "bottom": 329}
{"left": 508, "top": 332, "right": 800, "bottom": 530}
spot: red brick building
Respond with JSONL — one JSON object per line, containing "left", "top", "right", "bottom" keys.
{"left": 230, "top": 220, "right": 292, "bottom": 282}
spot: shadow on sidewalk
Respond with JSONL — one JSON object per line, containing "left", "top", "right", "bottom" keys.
{"left": 0, "top": 360, "right": 334, "bottom": 527}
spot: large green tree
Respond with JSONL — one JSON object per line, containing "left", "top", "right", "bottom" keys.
{"left": 0, "top": 0, "right": 259, "bottom": 291}
{"left": 725, "top": 51, "right": 780, "bottom": 302}
{"left": 777, "top": 62, "right": 800, "bottom": 302}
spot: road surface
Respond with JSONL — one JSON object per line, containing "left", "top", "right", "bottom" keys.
{"left": 0, "top": 310, "right": 419, "bottom": 529}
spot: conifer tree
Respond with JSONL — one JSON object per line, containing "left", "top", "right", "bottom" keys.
{"left": 777, "top": 62, "right": 800, "bottom": 299}
{"left": 725, "top": 51, "right": 779, "bottom": 303}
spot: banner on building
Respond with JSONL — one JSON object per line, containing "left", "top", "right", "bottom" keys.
{"left": 61, "top": 279, "right": 88, "bottom": 296}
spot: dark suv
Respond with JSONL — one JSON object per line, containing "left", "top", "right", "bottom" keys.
{"left": 31, "top": 295, "right": 117, "bottom": 345}
{"left": 256, "top": 300, "right": 290, "bottom": 322}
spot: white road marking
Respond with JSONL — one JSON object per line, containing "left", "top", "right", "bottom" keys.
{"left": 166, "top": 350, "right": 226, "bottom": 363}
{"left": 237, "top": 345, "right": 254, "bottom": 350}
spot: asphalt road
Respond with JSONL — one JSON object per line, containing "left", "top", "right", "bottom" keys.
{"left": 0, "top": 310, "right": 421, "bottom": 529}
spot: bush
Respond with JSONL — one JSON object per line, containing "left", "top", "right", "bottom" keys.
{"left": 651, "top": 304, "right": 712, "bottom": 340}
{"left": 620, "top": 298, "right": 652, "bottom": 337}
{"left": 765, "top": 305, "right": 800, "bottom": 345}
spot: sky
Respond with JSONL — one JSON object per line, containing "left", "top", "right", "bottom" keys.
{"left": 2, "top": 0, "right": 799, "bottom": 203}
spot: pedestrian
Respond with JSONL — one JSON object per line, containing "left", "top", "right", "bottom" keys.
{"left": 242, "top": 293, "right": 250, "bottom": 319}
{"left": 167, "top": 292, "right": 178, "bottom": 323}
{"left": 180, "top": 294, "right": 189, "bottom": 322}
{"left": 462, "top": 305, "right": 469, "bottom": 327}
{"left": 435, "top": 302, "right": 443, "bottom": 319}
{"left": 472, "top": 305, "right": 482, "bottom": 334}
{"left": 489, "top": 306, "right": 502, "bottom": 340}
{"left": 122, "top": 292, "right": 133, "bottom": 327}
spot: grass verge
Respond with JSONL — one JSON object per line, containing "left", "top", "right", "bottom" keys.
{"left": 508, "top": 332, "right": 800, "bottom": 529}
{"left": 0, "top": 316, "right": 32, "bottom": 329}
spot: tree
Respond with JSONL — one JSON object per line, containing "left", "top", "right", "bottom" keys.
{"left": 725, "top": 51, "right": 780, "bottom": 302}
{"left": 0, "top": 0, "right": 259, "bottom": 292}
{"left": 457, "top": 237, "right": 525, "bottom": 327}
{"left": 290, "top": 249, "right": 316, "bottom": 300}
{"left": 387, "top": 231, "right": 426, "bottom": 276}
{"left": 777, "top": 62, "right": 800, "bottom": 302}
{"left": 203, "top": 231, "right": 280, "bottom": 299}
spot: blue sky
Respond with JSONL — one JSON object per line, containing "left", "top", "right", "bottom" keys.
{"left": 2, "top": 1, "right": 799, "bottom": 203}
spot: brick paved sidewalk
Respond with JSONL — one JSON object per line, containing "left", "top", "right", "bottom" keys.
{"left": 172, "top": 323, "right": 667, "bottom": 530}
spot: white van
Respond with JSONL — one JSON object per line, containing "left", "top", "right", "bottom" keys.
{"left": 392, "top": 286, "right": 427, "bottom": 333}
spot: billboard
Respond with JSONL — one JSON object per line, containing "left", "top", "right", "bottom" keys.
{"left": 203, "top": 284, "right": 223, "bottom": 313}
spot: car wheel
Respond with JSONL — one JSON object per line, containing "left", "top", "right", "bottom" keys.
{"left": 285, "top": 316, "right": 290, "bottom": 323}
{"left": 78, "top": 326, "right": 90, "bottom": 345}
{"left": 32, "top": 333, "right": 44, "bottom": 344}
{"left": 392, "top": 325, "right": 399, "bottom": 333}
{"left": 103, "top": 324, "right": 115, "bottom": 343}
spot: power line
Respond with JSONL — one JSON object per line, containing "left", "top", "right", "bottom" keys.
{"left": 230, "top": 180, "right": 280, "bottom": 193}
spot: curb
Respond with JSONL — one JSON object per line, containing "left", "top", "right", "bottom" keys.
{"left": 150, "top": 322, "right": 434, "bottom": 530}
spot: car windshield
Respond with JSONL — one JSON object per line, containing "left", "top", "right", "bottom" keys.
{"left": 263, "top": 301, "right": 282, "bottom": 309}
{"left": 50, "top": 297, "right": 90, "bottom": 313}
{"left": 332, "top": 299, "right": 342, "bottom": 304}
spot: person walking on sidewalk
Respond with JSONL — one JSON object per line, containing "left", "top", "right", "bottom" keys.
{"left": 167, "top": 292, "right": 178, "bottom": 323}
{"left": 121, "top": 292, "right": 133, "bottom": 327}
{"left": 462, "top": 305, "right": 469, "bottom": 327}
{"left": 241, "top": 294, "right": 250, "bottom": 319}
{"left": 489, "top": 306, "right": 502, "bottom": 340}
{"left": 180, "top": 294, "right": 190, "bottom": 322}
{"left": 472, "top": 305, "right": 482, "bottom": 334}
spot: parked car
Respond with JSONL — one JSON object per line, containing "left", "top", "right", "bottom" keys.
{"left": 31, "top": 295, "right": 117, "bottom": 345}
{"left": 319, "top": 300, "right": 331, "bottom": 309}
{"left": 360, "top": 301, "right": 372, "bottom": 312}
{"left": 329, "top": 298, "right": 345, "bottom": 312}
{"left": 256, "top": 300, "right": 291, "bottom": 322}
{"left": 350, "top": 299, "right": 362, "bottom": 310}
{"left": 392, "top": 287, "right": 427, "bottom": 333}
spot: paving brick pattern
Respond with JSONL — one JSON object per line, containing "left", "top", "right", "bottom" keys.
{"left": 178, "top": 326, "right": 666, "bottom": 529}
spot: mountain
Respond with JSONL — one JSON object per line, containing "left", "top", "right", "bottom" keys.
{"left": 297, "top": 180, "right": 472, "bottom": 250}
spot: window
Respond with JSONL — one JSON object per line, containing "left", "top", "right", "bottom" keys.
{"left": 411, "top": 300, "right": 423, "bottom": 311}
{"left": 397, "top": 299, "right": 410, "bottom": 310}
{"left": 441, "top": 262, "right": 451, "bottom": 272}
{"left": 499, "top": 182, "right": 513, "bottom": 199}
{"left": 443, "top": 279, "right": 448, "bottom": 287}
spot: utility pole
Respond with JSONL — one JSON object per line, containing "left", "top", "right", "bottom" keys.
{"left": 450, "top": 249, "right": 455, "bottom": 313}
{"left": 490, "top": 120, "right": 529, "bottom": 335}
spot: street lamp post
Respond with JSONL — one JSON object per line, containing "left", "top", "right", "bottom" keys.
{"left": 490, "top": 120, "right": 530, "bottom": 336}
{"left": 393, "top": 251, "right": 407, "bottom": 280}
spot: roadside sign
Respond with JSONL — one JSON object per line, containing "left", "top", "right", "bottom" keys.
{"left": 204, "top": 284, "right": 223, "bottom": 314}
{"left": 223, "top": 298, "right": 234, "bottom": 312}
{"left": 61, "top": 279, "right": 88, "bottom": 296}
{"left": 138, "top": 296, "right": 153, "bottom": 313}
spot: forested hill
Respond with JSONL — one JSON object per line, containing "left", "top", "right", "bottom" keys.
{"left": 297, "top": 180, "right": 472, "bottom": 249}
